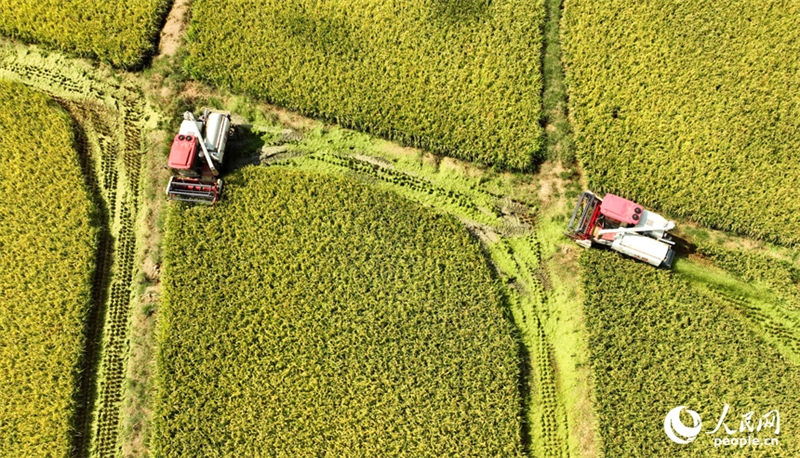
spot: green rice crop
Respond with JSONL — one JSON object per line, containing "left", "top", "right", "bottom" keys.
{"left": 0, "top": 0, "right": 171, "bottom": 68}
{"left": 185, "top": 0, "right": 545, "bottom": 170}
{"left": 153, "top": 167, "right": 524, "bottom": 456}
{"left": 0, "top": 80, "right": 97, "bottom": 457}
{"left": 581, "top": 250, "right": 800, "bottom": 456}
{"left": 562, "top": 0, "right": 800, "bottom": 245}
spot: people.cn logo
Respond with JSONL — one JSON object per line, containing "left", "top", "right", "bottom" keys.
{"left": 664, "top": 406, "right": 703, "bottom": 444}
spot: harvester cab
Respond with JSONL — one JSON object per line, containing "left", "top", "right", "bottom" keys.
{"left": 166, "top": 109, "right": 232, "bottom": 204}
{"left": 565, "top": 191, "right": 677, "bottom": 268}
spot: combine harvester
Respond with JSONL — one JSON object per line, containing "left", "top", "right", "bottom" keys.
{"left": 166, "top": 109, "right": 232, "bottom": 204}
{"left": 566, "top": 191, "right": 676, "bottom": 268}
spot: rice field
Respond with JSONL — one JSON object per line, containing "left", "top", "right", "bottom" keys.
{"left": 154, "top": 167, "right": 525, "bottom": 456}
{"left": 562, "top": 0, "right": 800, "bottom": 245}
{"left": 185, "top": 0, "right": 545, "bottom": 169}
{"left": 0, "top": 80, "right": 98, "bottom": 457}
{"left": 0, "top": 0, "right": 171, "bottom": 67}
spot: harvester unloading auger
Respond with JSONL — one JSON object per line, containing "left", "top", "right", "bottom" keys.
{"left": 166, "top": 109, "right": 232, "bottom": 204}
{"left": 566, "top": 191, "right": 677, "bottom": 268}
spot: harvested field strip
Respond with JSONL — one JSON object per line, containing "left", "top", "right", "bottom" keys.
{"left": 514, "top": 237, "right": 568, "bottom": 458}
{"left": 486, "top": 234, "right": 567, "bottom": 458}
{"left": 0, "top": 43, "right": 147, "bottom": 458}
{"left": 512, "top": 236, "right": 566, "bottom": 458}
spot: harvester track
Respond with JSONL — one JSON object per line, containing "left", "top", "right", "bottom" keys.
{"left": 486, "top": 234, "right": 568, "bottom": 458}
{"left": 0, "top": 45, "right": 145, "bottom": 458}
{"left": 710, "top": 287, "right": 800, "bottom": 363}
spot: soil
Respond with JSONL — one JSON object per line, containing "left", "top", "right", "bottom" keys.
{"left": 535, "top": 160, "right": 568, "bottom": 210}
{"left": 268, "top": 106, "right": 321, "bottom": 131}
{"left": 158, "top": 0, "right": 191, "bottom": 57}
{"left": 379, "top": 142, "right": 421, "bottom": 159}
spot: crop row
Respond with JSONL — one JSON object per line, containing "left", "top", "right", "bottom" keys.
{"left": 0, "top": 0, "right": 171, "bottom": 68}
{"left": 154, "top": 168, "right": 524, "bottom": 456}
{"left": 562, "top": 0, "right": 800, "bottom": 245}
{"left": 0, "top": 81, "right": 98, "bottom": 457}
{"left": 187, "top": 0, "right": 545, "bottom": 170}
{"left": 580, "top": 250, "right": 800, "bottom": 456}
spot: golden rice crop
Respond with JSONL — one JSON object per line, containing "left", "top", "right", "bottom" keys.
{"left": 581, "top": 250, "right": 800, "bottom": 456}
{"left": 186, "top": 0, "right": 545, "bottom": 170}
{"left": 562, "top": 0, "right": 800, "bottom": 245}
{"left": 0, "top": 0, "right": 171, "bottom": 68}
{"left": 153, "top": 168, "right": 524, "bottom": 456}
{"left": 0, "top": 80, "right": 97, "bottom": 457}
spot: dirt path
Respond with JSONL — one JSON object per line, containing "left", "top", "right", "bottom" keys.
{"left": 158, "top": 0, "right": 191, "bottom": 57}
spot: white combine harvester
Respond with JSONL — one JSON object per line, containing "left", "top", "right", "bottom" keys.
{"left": 565, "top": 191, "right": 676, "bottom": 268}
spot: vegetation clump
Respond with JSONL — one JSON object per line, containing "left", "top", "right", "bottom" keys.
{"left": 0, "top": 80, "right": 97, "bottom": 457}
{"left": 154, "top": 168, "right": 524, "bottom": 456}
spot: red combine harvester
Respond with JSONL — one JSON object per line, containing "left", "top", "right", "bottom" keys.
{"left": 566, "top": 191, "right": 676, "bottom": 268}
{"left": 166, "top": 109, "right": 232, "bottom": 204}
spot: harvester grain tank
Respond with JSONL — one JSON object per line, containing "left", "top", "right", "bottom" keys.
{"left": 165, "top": 109, "right": 232, "bottom": 204}
{"left": 565, "top": 191, "right": 676, "bottom": 268}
